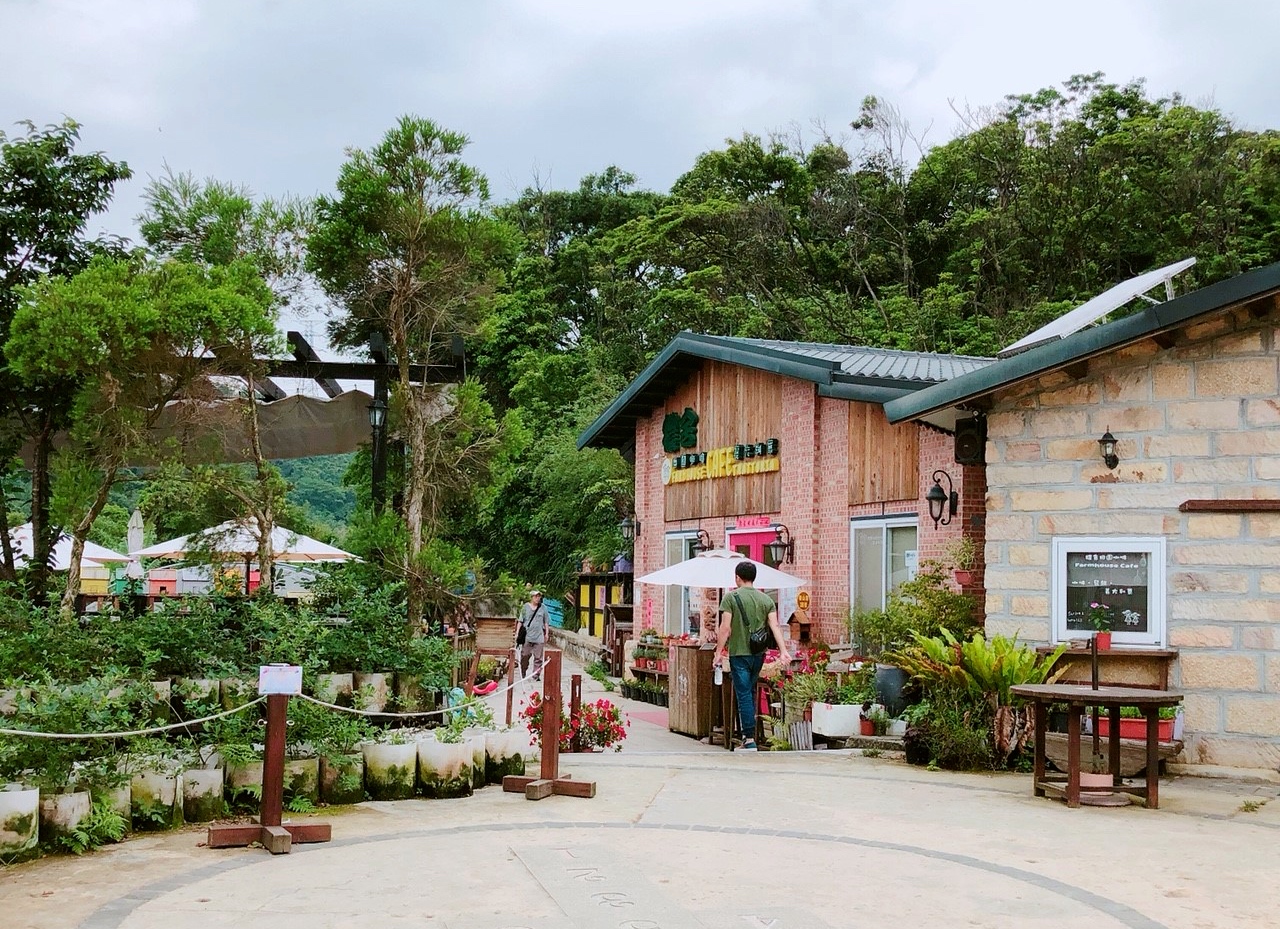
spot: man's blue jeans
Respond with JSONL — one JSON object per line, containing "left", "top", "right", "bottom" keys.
{"left": 729, "top": 653, "right": 764, "bottom": 744}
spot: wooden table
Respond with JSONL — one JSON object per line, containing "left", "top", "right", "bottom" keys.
{"left": 1011, "top": 684, "right": 1183, "bottom": 809}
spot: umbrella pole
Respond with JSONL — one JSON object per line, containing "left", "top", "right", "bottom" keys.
{"left": 245, "top": 555, "right": 252, "bottom": 595}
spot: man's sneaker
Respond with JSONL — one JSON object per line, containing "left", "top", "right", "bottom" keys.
{"left": 740, "top": 740, "right": 758, "bottom": 752}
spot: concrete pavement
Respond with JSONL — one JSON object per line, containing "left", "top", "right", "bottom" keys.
{"left": 4, "top": 661, "right": 1280, "bottom": 929}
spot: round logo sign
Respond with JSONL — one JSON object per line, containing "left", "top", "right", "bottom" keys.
{"left": 660, "top": 458, "right": 672, "bottom": 485}
{"left": 796, "top": 591, "right": 810, "bottom": 610}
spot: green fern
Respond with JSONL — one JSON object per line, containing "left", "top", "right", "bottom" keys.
{"left": 285, "top": 795, "right": 316, "bottom": 814}
{"left": 58, "top": 799, "right": 127, "bottom": 855}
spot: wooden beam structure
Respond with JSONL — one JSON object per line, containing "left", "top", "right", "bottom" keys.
{"left": 502, "top": 650, "right": 598, "bottom": 800}
{"left": 207, "top": 692, "right": 331, "bottom": 854}
{"left": 286, "top": 331, "right": 344, "bottom": 398}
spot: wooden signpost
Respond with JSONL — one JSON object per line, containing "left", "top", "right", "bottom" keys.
{"left": 207, "top": 665, "right": 332, "bottom": 854}
{"left": 502, "top": 649, "right": 597, "bottom": 800}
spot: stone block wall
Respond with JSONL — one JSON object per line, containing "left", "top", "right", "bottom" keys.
{"left": 983, "top": 304, "right": 1280, "bottom": 771}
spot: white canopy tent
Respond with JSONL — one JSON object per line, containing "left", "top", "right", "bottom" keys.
{"left": 131, "top": 518, "right": 357, "bottom": 563}
{"left": 7, "top": 523, "right": 131, "bottom": 571}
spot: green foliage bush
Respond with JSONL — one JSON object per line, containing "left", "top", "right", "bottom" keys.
{"left": 847, "top": 562, "right": 979, "bottom": 658}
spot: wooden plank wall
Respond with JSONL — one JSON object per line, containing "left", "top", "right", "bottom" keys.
{"left": 664, "top": 362, "right": 782, "bottom": 521}
{"left": 848, "top": 402, "right": 918, "bottom": 505}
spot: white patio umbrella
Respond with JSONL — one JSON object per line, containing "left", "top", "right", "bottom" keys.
{"left": 8, "top": 523, "right": 131, "bottom": 571}
{"left": 636, "top": 548, "right": 807, "bottom": 589}
{"left": 130, "top": 517, "right": 357, "bottom": 563}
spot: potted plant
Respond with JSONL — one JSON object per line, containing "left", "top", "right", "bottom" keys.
{"left": 946, "top": 536, "right": 978, "bottom": 587}
{"left": 1086, "top": 601, "right": 1113, "bottom": 650}
{"left": 1096, "top": 705, "right": 1179, "bottom": 741}
{"left": 860, "top": 703, "right": 889, "bottom": 736}
{"left": 363, "top": 729, "right": 418, "bottom": 801}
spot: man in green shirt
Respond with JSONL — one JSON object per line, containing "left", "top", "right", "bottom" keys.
{"left": 714, "top": 561, "right": 792, "bottom": 751}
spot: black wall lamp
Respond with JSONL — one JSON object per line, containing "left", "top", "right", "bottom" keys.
{"left": 767, "top": 524, "right": 795, "bottom": 564}
{"left": 1099, "top": 430, "right": 1119, "bottom": 470}
{"left": 619, "top": 515, "right": 640, "bottom": 542}
{"left": 926, "top": 470, "right": 959, "bottom": 529}
{"left": 690, "top": 529, "right": 713, "bottom": 553}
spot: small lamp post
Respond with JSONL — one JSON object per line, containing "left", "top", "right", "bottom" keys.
{"left": 369, "top": 396, "right": 388, "bottom": 512}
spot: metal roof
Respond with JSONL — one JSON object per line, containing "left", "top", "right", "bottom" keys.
{"left": 884, "top": 259, "right": 1280, "bottom": 424}
{"left": 735, "top": 339, "right": 992, "bottom": 383}
{"left": 577, "top": 332, "right": 994, "bottom": 452}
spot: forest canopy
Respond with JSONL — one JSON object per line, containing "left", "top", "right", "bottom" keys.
{"left": 3, "top": 73, "right": 1279, "bottom": 606}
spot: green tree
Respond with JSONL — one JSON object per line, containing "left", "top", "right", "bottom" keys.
{"left": 0, "top": 119, "right": 130, "bottom": 593}
{"left": 5, "top": 255, "right": 276, "bottom": 614}
{"left": 308, "top": 115, "right": 510, "bottom": 626}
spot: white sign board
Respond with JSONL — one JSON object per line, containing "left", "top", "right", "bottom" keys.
{"left": 258, "top": 664, "right": 303, "bottom": 695}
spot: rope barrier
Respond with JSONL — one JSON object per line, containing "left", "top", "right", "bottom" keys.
{"left": 0, "top": 695, "right": 269, "bottom": 740}
{"left": 296, "top": 672, "right": 536, "bottom": 720}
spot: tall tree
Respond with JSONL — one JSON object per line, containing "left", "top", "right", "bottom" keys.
{"left": 308, "top": 116, "right": 509, "bottom": 626}
{"left": 137, "top": 170, "right": 306, "bottom": 587}
{"left": 0, "top": 119, "right": 130, "bottom": 593}
{"left": 5, "top": 255, "right": 276, "bottom": 614}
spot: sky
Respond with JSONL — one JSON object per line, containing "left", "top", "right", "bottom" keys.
{"left": 3, "top": 0, "right": 1280, "bottom": 361}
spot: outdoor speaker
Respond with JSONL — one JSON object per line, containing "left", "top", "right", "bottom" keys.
{"left": 954, "top": 417, "right": 986, "bottom": 465}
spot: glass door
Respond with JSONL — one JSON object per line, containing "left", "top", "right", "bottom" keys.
{"left": 850, "top": 517, "right": 918, "bottom": 614}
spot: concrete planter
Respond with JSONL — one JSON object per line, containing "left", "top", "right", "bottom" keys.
{"left": 0, "top": 785, "right": 40, "bottom": 859}
{"left": 812, "top": 702, "right": 862, "bottom": 738}
{"left": 362, "top": 742, "right": 417, "bottom": 800}
{"left": 99, "top": 784, "right": 132, "bottom": 823}
{"left": 284, "top": 758, "right": 320, "bottom": 804}
{"left": 484, "top": 728, "right": 528, "bottom": 785}
{"left": 175, "top": 677, "right": 220, "bottom": 709}
{"left": 182, "top": 768, "right": 225, "bottom": 822}
{"left": 463, "top": 732, "right": 487, "bottom": 791}
{"left": 353, "top": 672, "right": 392, "bottom": 712}
{"left": 220, "top": 678, "right": 255, "bottom": 711}
{"left": 394, "top": 674, "right": 431, "bottom": 713}
{"left": 131, "top": 769, "right": 184, "bottom": 831}
{"left": 39, "top": 789, "right": 91, "bottom": 842}
{"left": 319, "top": 753, "right": 365, "bottom": 805}
{"left": 225, "top": 760, "right": 264, "bottom": 809}
{"left": 416, "top": 736, "right": 473, "bottom": 799}
{"left": 314, "top": 673, "right": 354, "bottom": 706}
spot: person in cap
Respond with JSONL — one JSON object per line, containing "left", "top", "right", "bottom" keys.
{"left": 518, "top": 589, "right": 549, "bottom": 681}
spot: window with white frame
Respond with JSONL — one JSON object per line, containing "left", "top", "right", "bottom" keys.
{"left": 849, "top": 516, "right": 918, "bottom": 614}
{"left": 663, "top": 532, "right": 704, "bottom": 635}
{"left": 1051, "top": 537, "right": 1166, "bottom": 647}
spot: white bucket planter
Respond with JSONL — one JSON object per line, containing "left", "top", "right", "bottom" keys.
{"left": 182, "top": 768, "right": 225, "bottom": 822}
{"left": 100, "top": 784, "right": 132, "bottom": 822}
{"left": 39, "top": 789, "right": 91, "bottom": 843}
{"left": 0, "top": 688, "right": 22, "bottom": 716}
{"left": 887, "top": 719, "right": 908, "bottom": 738}
{"left": 394, "top": 673, "right": 430, "bottom": 713}
{"left": 284, "top": 758, "right": 320, "bottom": 804}
{"left": 483, "top": 728, "right": 528, "bottom": 785}
{"left": 225, "top": 760, "right": 264, "bottom": 809}
{"left": 362, "top": 742, "right": 417, "bottom": 800}
{"left": 417, "top": 737, "right": 474, "bottom": 799}
{"left": 131, "top": 769, "right": 184, "bottom": 831}
{"left": 463, "top": 732, "right": 487, "bottom": 790}
{"left": 220, "top": 678, "right": 255, "bottom": 710}
{"left": 175, "top": 677, "right": 220, "bottom": 708}
{"left": 314, "top": 673, "right": 354, "bottom": 706}
{"left": 353, "top": 672, "right": 392, "bottom": 712}
{"left": 0, "top": 785, "right": 40, "bottom": 859}
{"left": 320, "top": 753, "right": 365, "bottom": 805}
{"left": 812, "top": 702, "right": 862, "bottom": 738}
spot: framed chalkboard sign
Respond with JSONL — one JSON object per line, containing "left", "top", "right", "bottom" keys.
{"left": 1051, "top": 537, "right": 1166, "bottom": 647}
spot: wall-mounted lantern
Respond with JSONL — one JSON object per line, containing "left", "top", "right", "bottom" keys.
{"left": 1099, "top": 430, "right": 1119, "bottom": 470}
{"left": 926, "top": 470, "right": 959, "bottom": 529}
{"left": 767, "top": 524, "right": 795, "bottom": 564}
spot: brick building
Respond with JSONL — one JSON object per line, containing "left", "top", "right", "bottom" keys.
{"left": 887, "top": 261, "right": 1280, "bottom": 773}
{"left": 577, "top": 333, "right": 990, "bottom": 645}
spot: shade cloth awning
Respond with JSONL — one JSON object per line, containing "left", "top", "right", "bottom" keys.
{"left": 7, "top": 523, "right": 131, "bottom": 571}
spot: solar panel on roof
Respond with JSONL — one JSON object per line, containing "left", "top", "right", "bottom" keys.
{"left": 997, "top": 257, "right": 1197, "bottom": 359}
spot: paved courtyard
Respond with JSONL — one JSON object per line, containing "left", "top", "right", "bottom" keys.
{"left": 4, "top": 668, "right": 1280, "bottom": 929}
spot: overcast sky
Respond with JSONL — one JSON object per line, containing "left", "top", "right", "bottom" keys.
{"left": 4, "top": 0, "right": 1279, "bottom": 366}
